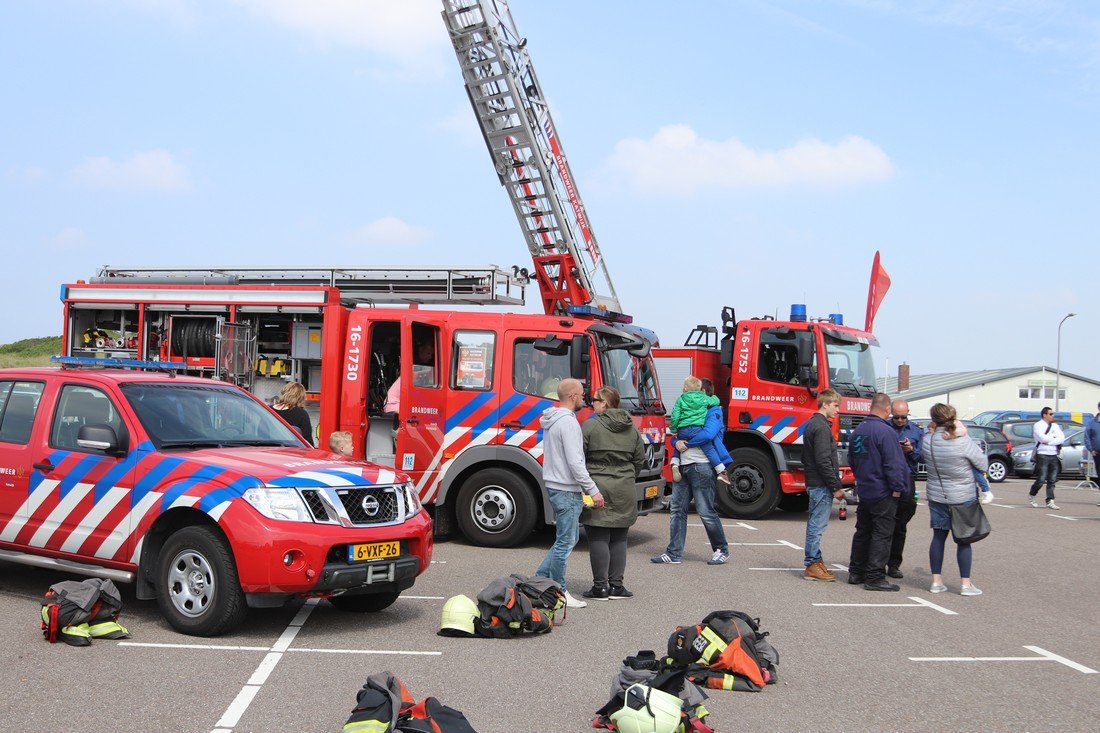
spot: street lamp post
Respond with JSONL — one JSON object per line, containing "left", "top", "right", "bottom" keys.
{"left": 1055, "top": 312, "right": 1076, "bottom": 413}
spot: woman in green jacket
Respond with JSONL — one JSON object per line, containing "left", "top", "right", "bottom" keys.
{"left": 580, "top": 386, "right": 648, "bottom": 601}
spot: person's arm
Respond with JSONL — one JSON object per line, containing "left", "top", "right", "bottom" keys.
{"left": 1049, "top": 424, "right": 1065, "bottom": 446}
{"left": 881, "top": 430, "right": 910, "bottom": 496}
{"left": 301, "top": 410, "right": 315, "bottom": 447}
{"left": 907, "top": 425, "right": 923, "bottom": 464}
{"left": 812, "top": 424, "right": 843, "bottom": 493}
{"left": 564, "top": 422, "right": 600, "bottom": 496}
{"left": 669, "top": 400, "right": 682, "bottom": 433}
{"left": 683, "top": 407, "right": 723, "bottom": 447}
{"left": 1085, "top": 425, "right": 1094, "bottom": 453}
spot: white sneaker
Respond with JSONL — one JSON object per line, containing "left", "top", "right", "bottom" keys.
{"left": 671, "top": 463, "right": 682, "bottom": 483}
{"left": 960, "top": 584, "right": 983, "bottom": 596}
{"left": 1046, "top": 500, "right": 1060, "bottom": 510}
{"left": 563, "top": 591, "right": 587, "bottom": 609}
{"left": 980, "top": 491, "right": 994, "bottom": 505}
{"left": 929, "top": 583, "right": 948, "bottom": 593}
{"left": 1029, "top": 497, "right": 1039, "bottom": 508}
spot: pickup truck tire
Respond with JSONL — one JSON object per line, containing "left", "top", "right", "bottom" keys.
{"left": 329, "top": 590, "right": 400, "bottom": 613}
{"left": 454, "top": 467, "right": 537, "bottom": 548}
{"left": 716, "top": 447, "right": 781, "bottom": 519}
{"left": 156, "top": 525, "right": 247, "bottom": 637}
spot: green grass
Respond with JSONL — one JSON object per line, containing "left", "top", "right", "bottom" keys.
{"left": 0, "top": 336, "right": 63, "bottom": 368}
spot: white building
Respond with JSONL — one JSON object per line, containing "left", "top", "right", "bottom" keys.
{"left": 877, "top": 366, "right": 1100, "bottom": 422}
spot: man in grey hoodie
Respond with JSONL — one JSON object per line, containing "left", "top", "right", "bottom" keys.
{"left": 535, "top": 378, "right": 604, "bottom": 608}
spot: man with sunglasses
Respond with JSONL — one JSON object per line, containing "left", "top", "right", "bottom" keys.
{"left": 887, "top": 399, "right": 923, "bottom": 579}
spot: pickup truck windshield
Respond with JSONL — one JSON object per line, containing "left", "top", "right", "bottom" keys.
{"left": 121, "top": 383, "right": 304, "bottom": 450}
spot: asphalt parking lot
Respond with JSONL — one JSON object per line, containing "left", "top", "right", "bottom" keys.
{"left": 2, "top": 476, "right": 1098, "bottom": 732}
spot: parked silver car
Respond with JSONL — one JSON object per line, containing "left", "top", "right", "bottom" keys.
{"left": 1011, "top": 428, "right": 1088, "bottom": 478}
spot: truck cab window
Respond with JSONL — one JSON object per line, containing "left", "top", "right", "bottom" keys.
{"left": 50, "top": 385, "right": 124, "bottom": 451}
{"left": 410, "top": 324, "right": 440, "bottom": 389}
{"left": 758, "top": 329, "right": 814, "bottom": 386}
{"left": 452, "top": 330, "right": 495, "bottom": 391}
{"left": 513, "top": 339, "right": 570, "bottom": 398}
{"left": 0, "top": 381, "right": 45, "bottom": 445}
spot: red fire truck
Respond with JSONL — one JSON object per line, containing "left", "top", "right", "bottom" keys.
{"left": 59, "top": 268, "right": 666, "bottom": 548}
{"left": 653, "top": 302, "right": 882, "bottom": 520}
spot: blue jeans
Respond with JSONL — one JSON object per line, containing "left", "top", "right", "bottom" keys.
{"left": 535, "top": 489, "right": 583, "bottom": 592}
{"left": 973, "top": 468, "right": 990, "bottom": 493}
{"left": 664, "top": 462, "right": 728, "bottom": 561}
{"left": 1029, "top": 454, "right": 1059, "bottom": 500}
{"left": 803, "top": 486, "right": 833, "bottom": 566}
{"left": 673, "top": 425, "right": 732, "bottom": 470}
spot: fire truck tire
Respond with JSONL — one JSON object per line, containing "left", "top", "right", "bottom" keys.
{"left": 778, "top": 492, "right": 810, "bottom": 512}
{"left": 454, "top": 467, "right": 538, "bottom": 548}
{"left": 156, "top": 525, "right": 247, "bottom": 637}
{"left": 329, "top": 590, "right": 401, "bottom": 613}
{"left": 717, "top": 448, "right": 781, "bottom": 519}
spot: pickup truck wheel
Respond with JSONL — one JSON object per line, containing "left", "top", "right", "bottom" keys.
{"left": 156, "top": 526, "right": 247, "bottom": 637}
{"left": 455, "top": 467, "right": 537, "bottom": 548}
{"left": 986, "top": 458, "right": 1009, "bottom": 483}
{"left": 716, "top": 448, "right": 781, "bottom": 519}
{"left": 329, "top": 590, "right": 400, "bottom": 613}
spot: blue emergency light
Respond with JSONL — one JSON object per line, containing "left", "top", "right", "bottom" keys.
{"left": 51, "top": 355, "right": 187, "bottom": 371}
{"left": 829, "top": 313, "right": 844, "bottom": 325}
{"left": 790, "top": 304, "right": 807, "bottom": 322}
{"left": 566, "top": 305, "right": 634, "bottom": 324}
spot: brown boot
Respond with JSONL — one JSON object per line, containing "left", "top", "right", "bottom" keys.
{"left": 803, "top": 561, "right": 836, "bottom": 582}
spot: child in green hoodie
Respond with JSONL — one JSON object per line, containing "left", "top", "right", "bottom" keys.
{"left": 669, "top": 376, "right": 732, "bottom": 484}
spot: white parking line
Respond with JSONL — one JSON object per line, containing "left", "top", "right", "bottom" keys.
{"left": 688, "top": 522, "right": 758, "bottom": 530}
{"left": 1048, "top": 515, "right": 1100, "bottom": 521}
{"left": 910, "top": 646, "right": 1097, "bottom": 673}
{"left": 120, "top": 642, "right": 269, "bottom": 652}
{"left": 285, "top": 648, "right": 443, "bottom": 656}
{"left": 776, "top": 539, "right": 803, "bottom": 550}
{"left": 402, "top": 595, "right": 445, "bottom": 600}
{"left": 748, "top": 567, "right": 804, "bottom": 571}
{"left": 814, "top": 596, "right": 956, "bottom": 614}
{"left": 990, "top": 503, "right": 1016, "bottom": 509}
{"left": 830, "top": 564, "right": 849, "bottom": 571}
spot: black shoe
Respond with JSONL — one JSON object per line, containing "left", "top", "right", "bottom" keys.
{"left": 847, "top": 574, "right": 865, "bottom": 585}
{"left": 582, "top": 585, "right": 609, "bottom": 601}
{"left": 863, "top": 580, "right": 900, "bottom": 592}
{"left": 887, "top": 567, "right": 904, "bottom": 579}
{"left": 608, "top": 585, "right": 634, "bottom": 600}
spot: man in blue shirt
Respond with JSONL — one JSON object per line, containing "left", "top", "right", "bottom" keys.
{"left": 847, "top": 393, "right": 911, "bottom": 591}
{"left": 1085, "top": 402, "right": 1100, "bottom": 503}
{"left": 887, "top": 399, "right": 923, "bottom": 579}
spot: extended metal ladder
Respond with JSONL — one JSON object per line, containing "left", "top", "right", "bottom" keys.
{"left": 441, "top": 0, "right": 621, "bottom": 317}
{"left": 93, "top": 265, "right": 528, "bottom": 306}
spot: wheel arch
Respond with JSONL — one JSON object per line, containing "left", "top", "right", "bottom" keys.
{"left": 435, "top": 444, "right": 548, "bottom": 526}
{"left": 135, "top": 507, "right": 226, "bottom": 601}
{"left": 727, "top": 429, "right": 787, "bottom": 471}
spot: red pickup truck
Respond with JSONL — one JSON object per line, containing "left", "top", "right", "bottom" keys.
{"left": 0, "top": 363, "right": 433, "bottom": 636}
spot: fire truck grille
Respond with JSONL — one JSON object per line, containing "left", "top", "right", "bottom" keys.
{"left": 301, "top": 490, "right": 332, "bottom": 522}
{"left": 838, "top": 414, "right": 866, "bottom": 449}
{"left": 337, "top": 487, "right": 399, "bottom": 524}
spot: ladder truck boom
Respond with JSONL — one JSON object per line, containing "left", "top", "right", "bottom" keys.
{"left": 441, "top": 0, "right": 623, "bottom": 318}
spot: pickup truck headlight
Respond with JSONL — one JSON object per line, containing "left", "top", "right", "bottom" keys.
{"left": 243, "top": 487, "right": 313, "bottom": 522}
{"left": 400, "top": 482, "right": 422, "bottom": 514}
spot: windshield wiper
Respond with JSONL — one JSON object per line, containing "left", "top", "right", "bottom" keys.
{"left": 221, "top": 439, "right": 296, "bottom": 447}
{"left": 159, "top": 440, "right": 226, "bottom": 450}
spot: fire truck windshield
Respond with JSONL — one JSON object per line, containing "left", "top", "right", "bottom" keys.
{"left": 595, "top": 335, "right": 663, "bottom": 414}
{"left": 121, "top": 382, "right": 305, "bottom": 450}
{"left": 824, "top": 334, "right": 878, "bottom": 398}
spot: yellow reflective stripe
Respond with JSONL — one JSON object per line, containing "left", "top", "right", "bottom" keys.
{"left": 699, "top": 626, "right": 727, "bottom": 663}
{"left": 87, "top": 621, "right": 129, "bottom": 638}
{"left": 342, "top": 720, "right": 389, "bottom": 733}
{"left": 61, "top": 623, "right": 91, "bottom": 638}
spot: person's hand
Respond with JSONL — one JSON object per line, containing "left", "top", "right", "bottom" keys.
{"left": 675, "top": 439, "right": 688, "bottom": 452}
{"left": 833, "top": 490, "right": 847, "bottom": 500}
{"left": 891, "top": 491, "right": 901, "bottom": 498}
{"left": 901, "top": 439, "right": 913, "bottom": 453}
{"left": 591, "top": 492, "right": 605, "bottom": 508}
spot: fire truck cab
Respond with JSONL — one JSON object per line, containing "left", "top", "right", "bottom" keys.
{"left": 654, "top": 307, "right": 878, "bottom": 519}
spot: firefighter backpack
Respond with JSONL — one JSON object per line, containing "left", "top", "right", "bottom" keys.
{"left": 41, "top": 578, "right": 130, "bottom": 646}
{"left": 667, "top": 610, "right": 779, "bottom": 692}
{"left": 343, "top": 671, "right": 479, "bottom": 732}
{"left": 473, "top": 574, "right": 562, "bottom": 638}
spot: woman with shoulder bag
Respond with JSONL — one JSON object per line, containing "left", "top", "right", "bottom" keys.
{"left": 580, "top": 387, "right": 647, "bottom": 602}
{"left": 921, "top": 403, "right": 988, "bottom": 596}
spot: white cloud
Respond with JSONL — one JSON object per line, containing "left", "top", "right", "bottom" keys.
{"left": 346, "top": 216, "right": 431, "bottom": 247}
{"left": 69, "top": 150, "right": 191, "bottom": 192}
{"left": 607, "top": 124, "right": 893, "bottom": 195}
{"left": 231, "top": 0, "right": 446, "bottom": 65}
{"left": 46, "top": 227, "right": 89, "bottom": 251}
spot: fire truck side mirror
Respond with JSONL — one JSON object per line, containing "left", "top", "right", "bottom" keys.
{"left": 719, "top": 339, "right": 734, "bottom": 366}
{"left": 796, "top": 337, "right": 818, "bottom": 388}
{"left": 569, "top": 335, "right": 590, "bottom": 381}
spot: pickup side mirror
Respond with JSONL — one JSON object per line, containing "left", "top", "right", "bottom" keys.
{"left": 77, "top": 424, "right": 127, "bottom": 455}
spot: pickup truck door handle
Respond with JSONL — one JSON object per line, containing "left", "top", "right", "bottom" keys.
{"left": 500, "top": 422, "right": 524, "bottom": 430}
{"left": 33, "top": 461, "right": 55, "bottom": 472}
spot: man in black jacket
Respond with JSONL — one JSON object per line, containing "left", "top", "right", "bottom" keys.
{"left": 802, "top": 389, "right": 847, "bottom": 581}
{"left": 847, "top": 393, "right": 910, "bottom": 591}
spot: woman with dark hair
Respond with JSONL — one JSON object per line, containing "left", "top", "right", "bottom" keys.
{"left": 921, "top": 402, "right": 987, "bottom": 595}
{"left": 273, "top": 382, "right": 314, "bottom": 447}
{"left": 580, "top": 386, "right": 647, "bottom": 601}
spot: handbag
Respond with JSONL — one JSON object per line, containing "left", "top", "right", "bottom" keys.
{"left": 929, "top": 431, "right": 991, "bottom": 544}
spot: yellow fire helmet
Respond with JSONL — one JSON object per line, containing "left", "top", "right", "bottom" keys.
{"left": 438, "top": 594, "right": 479, "bottom": 637}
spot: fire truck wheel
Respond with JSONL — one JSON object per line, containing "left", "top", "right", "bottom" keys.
{"left": 156, "top": 525, "right": 247, "bottom": 637}
{"left": 717, "top": 447, "right": 781, "bottom": 519}
{"left": 329, "top": 590, "right": 400, "bottom": 613}
{"left": 455, "top": 467, "right": 537, "bottom": 548}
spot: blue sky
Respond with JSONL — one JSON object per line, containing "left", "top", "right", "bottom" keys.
{"left": 1, "top": 0, "right": 1096, "bottom": 389}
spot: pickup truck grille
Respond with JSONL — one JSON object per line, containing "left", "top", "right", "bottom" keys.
{"left": 301, "top": 490, "right": 332, "bottom": 522}
{"left": 336, "top": 487, "right": 399, "bottom": 525}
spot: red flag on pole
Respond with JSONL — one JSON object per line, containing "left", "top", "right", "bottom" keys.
{"left": 864, "top": 251, "right": 891, "bottom": 332}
